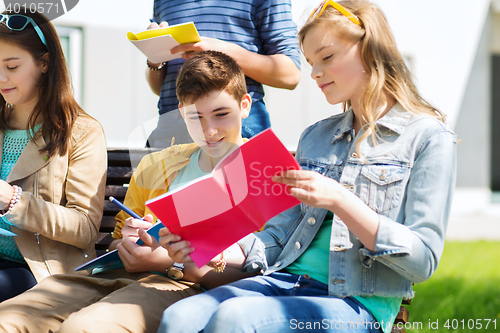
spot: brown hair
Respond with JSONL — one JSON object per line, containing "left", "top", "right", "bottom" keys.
{"left": 298, "top": 0, "right": 445, "bottom": 153}
{"left": 0, "top": 7, "right": 84, "bottom": 157}
{"left": 176, "top": 50, "right": 247, "bottom": 106}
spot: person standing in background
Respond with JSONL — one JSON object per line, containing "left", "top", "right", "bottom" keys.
{"left": 145, "top": 0, "right": 301, "bottom": 147}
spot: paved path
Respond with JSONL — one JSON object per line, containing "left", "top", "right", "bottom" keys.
{"left": 447, "top": 209, "right": 500, "bottom": 240}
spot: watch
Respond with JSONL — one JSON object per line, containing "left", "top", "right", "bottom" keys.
{"left": 167, "top": 262, "right": 184, "bottom": 280}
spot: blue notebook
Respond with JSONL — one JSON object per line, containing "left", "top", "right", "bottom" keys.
{"left": 75, "top": 221, "right": 163, "bottom": 274}
{"left": 0, "top": 216, "right": 17, "bottom": 236}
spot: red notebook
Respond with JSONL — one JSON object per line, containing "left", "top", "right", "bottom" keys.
{"left": 145, "top": 129, "right": 300, "bottom": 267}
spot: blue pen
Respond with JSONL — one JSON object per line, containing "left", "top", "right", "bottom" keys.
{"left": 109, "top": 196, "right": 144, "bottom": 221}
{"left": 150, "top": 18, "right": 156, "bottom": 23}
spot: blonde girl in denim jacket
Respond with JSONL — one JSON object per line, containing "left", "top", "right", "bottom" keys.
{"left": 158, "top": 1, "right": 457, "bottom": 332}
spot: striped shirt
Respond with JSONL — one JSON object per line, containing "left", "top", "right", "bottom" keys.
{"left": 153, "top": 0, "right": 301, "bottom": 115}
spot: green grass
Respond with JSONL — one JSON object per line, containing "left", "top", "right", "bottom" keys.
{"left": 404, "top": 241, "right": 500, "bottom": 333}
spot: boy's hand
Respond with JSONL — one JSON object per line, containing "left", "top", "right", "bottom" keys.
{"left": 120, "top": 215, "right": 154, "bottom": 241}
{"left": 159, "top": 227, "right": 194, "bottom": 264}
{"left": 116, "top": 214, "right": 173, "bottom": 272}
{"left": 116, "top": 228, "right": 172, "bottom": 273}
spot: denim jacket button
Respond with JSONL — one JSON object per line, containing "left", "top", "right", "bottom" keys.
{"left": 295, "top": 242, "right": 301, "bottom": 250}
{"left": 307, "top": 217, "right": 316, "bottom": 225}
{"left": 351, "top": 152, "right": 358, "bottom": 158}
{"left": 331, "top": 279, "right": 346, "bottom": 285}
{"left": 379, "top": 173, "right": 387, "bottom": 181}
{"left": 347, "top": 134, "right": 352, "bottom": 142}
{"left": 333, "top": 246, "right": 344, "bottom": 252}
{"left": 275, "top": 261, "right": 282, "bottom": 267}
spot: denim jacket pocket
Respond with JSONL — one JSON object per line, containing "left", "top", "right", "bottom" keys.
{"left": 359, "top": 164, "right": 407, "bottom": 214}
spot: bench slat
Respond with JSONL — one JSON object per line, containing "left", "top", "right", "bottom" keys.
{"left": 107, "top": 148, "right": 161, "bottom": 167}
{"left": 96, "top": 233, "right": 114, "bottom": 250}
{"left": 100, "top": 216, "right": 117, "bottom": 232}
{"left": 107, "top": 166, "right": 134, "bottom": 184}
{"left": 105, "top": 185, "right": 128, "bottom": 199}
{"left": 103, "top": 200, "right": 123, "bottom": 215}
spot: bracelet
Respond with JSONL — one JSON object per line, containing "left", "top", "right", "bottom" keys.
{"left": 1, "top": 185, "right": 22, "bottom": 215}
{"left": 208, "top": 251, "right": 226, "bottom": 273}
{"left": 147, "top": 59, "right": 167, "bottom": 71}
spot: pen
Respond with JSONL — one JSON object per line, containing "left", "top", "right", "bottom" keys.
{"left": 150, "top": 18, "right": 156, "bottom": 23}
{"left": 109, "top": 196, "right": 144, "bottom": 221}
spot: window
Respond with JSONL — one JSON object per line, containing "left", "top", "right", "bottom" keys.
{"left": 55, "top": 25, "right": 83, "bottom": 105}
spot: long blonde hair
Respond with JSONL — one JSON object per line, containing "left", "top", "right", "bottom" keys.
{"left": 298, "top": 0, "right": 444, "bottom": 151}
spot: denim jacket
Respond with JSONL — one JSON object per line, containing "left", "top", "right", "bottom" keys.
{"left": 238, "top": 104, "right": 457, "bottom": 299}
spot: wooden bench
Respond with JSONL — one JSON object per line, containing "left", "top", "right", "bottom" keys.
{"left": 97, "top": 148, "right": 411, "bottom": 330}
{"left": 96, "top": 148, "right": 159, "bottom": 256}
{"left": 392, "top": 299, "right": 410, "bottom": 333}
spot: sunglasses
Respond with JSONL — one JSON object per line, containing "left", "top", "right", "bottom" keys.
{"left": 0, "top": 14, "right": 47, "bottom": 47}
{"left": 308, "top": 0, "right": 362, "bottom": 26}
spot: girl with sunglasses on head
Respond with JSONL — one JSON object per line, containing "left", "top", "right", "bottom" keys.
{"left": 0, "top": 8, "right": 106, "bottom": 302}
{"left": 157, "top": 1, "right": 457, "bottom": 332}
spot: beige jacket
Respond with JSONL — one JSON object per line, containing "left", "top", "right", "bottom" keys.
{"left": 0, "top": 114, "right": 107, "bottom": 282}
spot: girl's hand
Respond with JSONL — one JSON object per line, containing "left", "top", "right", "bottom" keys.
{"left": 0, "top": 180, "right": 14, "bottom": 210}
{"left": 158, "top": 227, "right": 194, "bottom": 264}
{"left": 273, "top": 170, "right": 344, "bottom": 210}
{"left": 275, "top": 170, "right": 380, "bottom": 251}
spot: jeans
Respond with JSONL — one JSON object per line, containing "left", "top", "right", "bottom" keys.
{"left": 146, "top": 109, "right": 194, "bottom": 147}
{"left": 0, "top": 258, "right": 36, "bottom": 302}
{"left": 241, "top": 99, "right": 270, "bottom": 139}
{"left": 157, "top": 272, "right": 382, "bottom": 333}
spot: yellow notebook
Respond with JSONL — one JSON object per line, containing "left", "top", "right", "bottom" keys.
{"left": 127, "top": 22, "right": 201, "bottom": 63}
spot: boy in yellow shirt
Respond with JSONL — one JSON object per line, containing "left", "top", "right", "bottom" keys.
{"left": 0, "top": 50, "right": 256, "bottom": 333}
